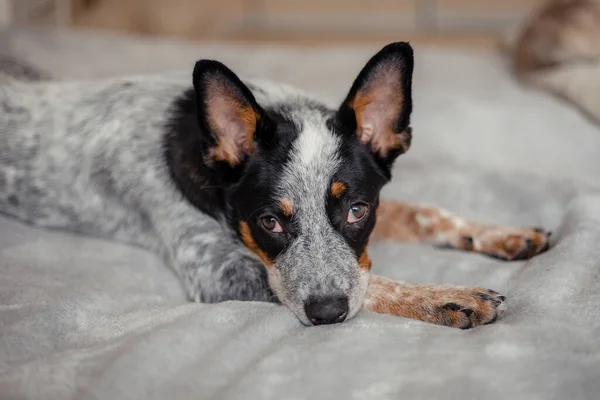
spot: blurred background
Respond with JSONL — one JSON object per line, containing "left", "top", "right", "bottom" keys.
{"left": 0, "top": 0, "right": 543, "bottom": 50}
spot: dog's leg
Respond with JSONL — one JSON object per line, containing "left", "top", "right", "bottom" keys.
{"left": 364, "top": 275, "right": 506, "bottom": 329}
{"left": 372, "top": 201, "right": 551, "bottom": 260}
{"left": 147, "top": 201, "right": 273, "bottom": 304}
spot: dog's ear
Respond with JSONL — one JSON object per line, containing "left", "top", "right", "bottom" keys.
{"left": 193, "top": 60, "right": 266, "bottom": 166}
{"left": 337, "top": 42, "right": 414, "bottom": 168}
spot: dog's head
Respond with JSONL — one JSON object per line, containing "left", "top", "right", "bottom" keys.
{"left": 193, "top": 43, "right": 413, "bottom": 325}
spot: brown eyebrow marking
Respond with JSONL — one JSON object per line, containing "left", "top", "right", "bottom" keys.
{"left": 331, "top": 181, "right": 347, "bottom": 198}
{"left": 278, "top": 198, "right": 293, "bottom": 217}
{"left": 239, "top": 221, "right": 274, "bottom": 266}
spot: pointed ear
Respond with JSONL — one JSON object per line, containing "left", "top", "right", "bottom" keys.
{"left": 193, "top": 60, "right": 265, "bottom": 166}
{"left": 338, "top": 42, "right": 414, "bottom": 163}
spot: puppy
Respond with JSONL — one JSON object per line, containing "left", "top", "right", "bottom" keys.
{"left": 0, "top": 43, "right": 550, "bottom": 328}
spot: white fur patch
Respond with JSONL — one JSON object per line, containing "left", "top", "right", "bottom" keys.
{"left": 272, "top": 111, "right": 366, "bottom": 323}
{"left": 295, "top": 118, "right": 340, "bottom": 168}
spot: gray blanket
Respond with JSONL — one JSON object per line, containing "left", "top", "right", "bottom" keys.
{"left": 1, "top": 28, "right": 600, "bottom": 400}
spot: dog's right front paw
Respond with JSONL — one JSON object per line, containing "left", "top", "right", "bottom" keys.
{"left": 434, "top": 288, "right": 507, "bottom": 329}
{"left": 365, "top": 276, "right": 507, "bottom": 329}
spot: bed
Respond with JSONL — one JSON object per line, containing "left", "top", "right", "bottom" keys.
{"left": 1, "top": 28, "right": 599, "bottom": 400}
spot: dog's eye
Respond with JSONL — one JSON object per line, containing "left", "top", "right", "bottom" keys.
{"left": 347, "top": 203, "right": 369, "bottom": 223}
{"left": 261, "top": 216, "right": 283, "bottom": 233}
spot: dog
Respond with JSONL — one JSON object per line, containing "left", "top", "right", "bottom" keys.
{"left": 0, "top": 42, "right": 551, "bottom": 328}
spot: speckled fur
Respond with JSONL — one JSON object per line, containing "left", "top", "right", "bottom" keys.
{"left": 0, "top": 69, "right": 274, "bottom": 303}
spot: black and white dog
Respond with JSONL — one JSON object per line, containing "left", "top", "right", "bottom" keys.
{"left": 0, "top": 43, "right": 550, "bottom": 328}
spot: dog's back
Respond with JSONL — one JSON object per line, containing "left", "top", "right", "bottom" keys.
{"left": 0, "top": 61, "right": 48, "bottom": 221}
{"left": 0, "top": 62, "right": 314, "bottom": 245}
{"left": 0, "top": 62, "right": 184, "bottom": 240}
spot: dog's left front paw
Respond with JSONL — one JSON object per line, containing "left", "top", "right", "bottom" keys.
{"left": 461, "top": 226, "right": 551, "bottom": 261}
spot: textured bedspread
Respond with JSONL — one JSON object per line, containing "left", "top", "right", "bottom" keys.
{"left": 1, "top": 28, "right": 600, "bottom": 400}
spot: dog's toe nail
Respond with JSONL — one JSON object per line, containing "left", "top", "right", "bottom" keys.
{"left": 489, "top": 253, "right": 509, "bottom": 261}
{"left": 461, "top": 308, "right": 473, "bottom": 317}
{"left": 459, "top": 236, "right": 474, "bottom": 251}
{"left": 513, "top": 247, "right": 529, "bottom": 260}
{"left": 499, "top": 295, "right": 506, "bottom": 301}
{"left": 484, "top": 313, "right": 498, "bottom": 325}
{"left": 443, "top": 302, "right": 462, "bottom": 311}
{"left": 540, "top": 242, "right": 550, "bottom": 252}
{"left": 534, "top": 227, "right": 545, "bottom": 233}
{"left": 492, "top": 300, "right": 501, "bottom": 307}
{"left": 479, "top": 293, "right": 492, "bottom": 301}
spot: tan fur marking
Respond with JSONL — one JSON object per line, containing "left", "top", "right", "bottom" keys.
{"left": 372, "top": 201, "right": 435, "bottom": 242}
{"left": 358, "top": 247, "right": 372, "bottom": 271}
{"left": 372, "top": 201, "right": 551, "bottom": 260}
{"left": 330, "top": 181, "right": 347, "bottom": 198}
{"left": 278, "top": 199, "right": 294, "bottom": 217}
{"left": 364, "top": 275, "right": 505, "bottom": 328}
{"left": 239, "top": 221, "right": 273, "bottom": 266}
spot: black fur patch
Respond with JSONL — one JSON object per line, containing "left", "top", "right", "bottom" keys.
{"left": 164, "top": 86, "right": 302, "bottom": 261}
{"left": 326, "top": 127, "right": 389, "bottom": 257}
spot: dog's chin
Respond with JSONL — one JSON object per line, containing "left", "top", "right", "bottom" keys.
{"left": 273, "top": 295, "right": 311, "bottom": 326}
{"left": 294, "top": 311, "right": 314, "bottom": 327}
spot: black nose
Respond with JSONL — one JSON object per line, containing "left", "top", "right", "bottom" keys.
{"left": 304, "top": 296, "right": 349, "bottom": 325}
